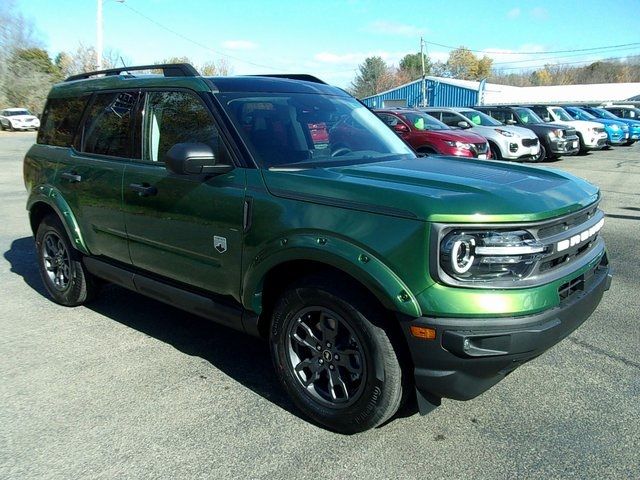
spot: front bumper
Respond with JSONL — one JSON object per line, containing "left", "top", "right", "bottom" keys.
{"left": 401, "top": 254, "right": 611, "bottom": 406}
{"left": 549, "top": 135, "right": 580, "bottom": 156}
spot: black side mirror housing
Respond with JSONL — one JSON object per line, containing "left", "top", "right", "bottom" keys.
{"left": 164, "top": 142, "right": 233, "bottom": 175}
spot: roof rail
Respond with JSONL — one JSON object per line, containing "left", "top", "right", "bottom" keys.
{"left": 64, "top": 63, "right": 199, "bottom": 82}
{"left": 251, "top": 74, "right": 327, "bottom": 85}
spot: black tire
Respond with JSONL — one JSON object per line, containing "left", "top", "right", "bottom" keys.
{"left": 35, "top": 215, "right": 98, "bottom": 306}
{"left": 533, "top": 144, "right": 547, "bottom": 162}
{"left": 417, "top": 146, "right": 437, "bottom": 156}
{"left": 489, "top": 142, "right": 502, "bottom": 160}
{"left": 270, "top": 276, "right": 404, "bottom": 434}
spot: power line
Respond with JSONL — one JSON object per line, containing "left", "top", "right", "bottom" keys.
{"left": 492, "top": 46, "right": 640, "bottom": 66}
{"left": 495, "top": 54, "right": 637, "bottom": 71}
{"left": 425, "top": 40, "right": 640, "bottom": 55}
{"left": 120, "top": 3, "right": 282, "bottom": 71}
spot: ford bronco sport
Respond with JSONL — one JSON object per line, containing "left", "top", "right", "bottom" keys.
{"left": 24, "top": 64, "right": 612, "bottom": 434}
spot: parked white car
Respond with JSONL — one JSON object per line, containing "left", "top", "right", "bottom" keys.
{"left": 0, "top": 108, "right": 40, "bottom": 131}
{"left": 527, "top": 105, "right": 607, "bottom": 153}
{"left": 423, "top": 107, "right": 541, "bottom": 161}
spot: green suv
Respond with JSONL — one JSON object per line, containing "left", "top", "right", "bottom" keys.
{"left": 24, "top": 64, "right": 612, "bottom": 433}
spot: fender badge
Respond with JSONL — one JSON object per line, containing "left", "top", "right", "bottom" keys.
{"left": 214, "top": 236, "right": 227, "bottom": 254}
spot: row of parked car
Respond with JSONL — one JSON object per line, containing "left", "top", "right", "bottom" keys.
{"left": 373, "top": 104, "right": 640, "bottom": 163}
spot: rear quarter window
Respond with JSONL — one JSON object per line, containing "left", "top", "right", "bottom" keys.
{"left": 37, "top": 96, "right": 89, "bottom": 147}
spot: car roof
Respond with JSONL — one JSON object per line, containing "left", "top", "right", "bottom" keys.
{"left": 50, "top": 69, "right": 348, "bottom": 99}
{"left": 421, "top": 107, "right": 475, "bottom": 112}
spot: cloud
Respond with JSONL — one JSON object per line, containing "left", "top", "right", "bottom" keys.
{"left": 366, "top": 20, "right": 426, "bottom": 37}
{"left": 222, "top": 40, "right": 258, "bottom": 50}
{"left": 530, "top": 7, "right": 549, "bottom": 19}
{"left": 507, "top": 8, "right": 521, "bottom": 19}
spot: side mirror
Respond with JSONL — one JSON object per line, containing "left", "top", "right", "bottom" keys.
{"left": 506, "top": 119, "right": 516, "bottom": 125}
{"left": 393, "top": 123, "right": 410, "bottom": 134}
{"left": 457, "top": 121, "right": 471, "bottom": 129}
{"left": 164, "top": 142, "right": 233, "bottom": 175}
{"left": 543, "top": 116, "right": 551, "bottom": 122}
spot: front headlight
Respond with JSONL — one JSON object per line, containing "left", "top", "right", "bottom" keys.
{"left": 548, "top": 129, "right": 564, "bottom": 138}
{"left": 495, "top": 129, "right": 514, "bottom": 137}
{"left": 444, "top": 140, "right": 472, "bottom": 149}
{"left": 439, "top": 229, "right": 546, "bottom": 284}
{"left": 610, "top": 124, "right": 619, "bottom": 131}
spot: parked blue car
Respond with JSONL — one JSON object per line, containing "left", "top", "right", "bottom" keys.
{"left": 581, "top": 106, "right": 640, "bottom": 145}
{"left": 564, "top": 107, "right": 628, "bottom": 146}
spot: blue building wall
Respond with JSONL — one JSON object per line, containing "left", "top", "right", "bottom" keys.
{"left": 361, "top": 79, "right": 478, "bottom": 108}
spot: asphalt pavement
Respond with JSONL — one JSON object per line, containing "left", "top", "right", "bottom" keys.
{"left": 1, "top": 130, "right": 638, "bottom": 479}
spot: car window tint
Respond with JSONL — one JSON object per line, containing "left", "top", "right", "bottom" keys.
{"left": 82, "top": 92, "right": 139, "bottom": 158}
{"left": 37, "top": 96, "right": 89, "bottom": 147}
{"left": 377, "top": 113, "right": 398, "bottom": 127}
{"left": 440, "top": 112, "right": 461, "bottom": 127}
{"left": 142, "top": 91, "right": 220, "bottom": 163}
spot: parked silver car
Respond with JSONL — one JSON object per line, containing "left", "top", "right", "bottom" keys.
{"left": 422, "top": 107, "right": 541, "bottom": 161}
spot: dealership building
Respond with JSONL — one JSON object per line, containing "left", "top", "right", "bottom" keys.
{"left": 360, "top": 77, "right": 640, "bottom": 108}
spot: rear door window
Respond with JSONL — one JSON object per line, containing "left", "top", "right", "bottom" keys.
{"left": 37, "top": 96, "right": 89, "bottom": 147}
{"left": 81, "top": 91, "right": 140, "bottom": 158}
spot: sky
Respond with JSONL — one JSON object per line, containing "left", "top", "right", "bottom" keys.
{"left": 14, "top": 0, "right": 640, "bottom": 87}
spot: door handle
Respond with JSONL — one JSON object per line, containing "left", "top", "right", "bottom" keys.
{"left": 60, "top": 172, "right": 82, "bottom": 183}
{"left": 129, "top": 183, "right": 158, "bottom": 197}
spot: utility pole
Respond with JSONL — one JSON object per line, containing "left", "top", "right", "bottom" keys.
{"left": 420, "top": 37, "right": 426, "bottom": 107}
{"left": 96, "top": 0, "right": 125, "bottom": 70}
{"left": 96, "top": 0, "right": 103, "bottom": 70}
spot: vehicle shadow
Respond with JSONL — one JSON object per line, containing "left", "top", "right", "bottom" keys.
{"left": 3, "top": 236, "right": 299, "bottom": 420}
{"left": 4, "top": 236, "right": 418, "bottom": 431}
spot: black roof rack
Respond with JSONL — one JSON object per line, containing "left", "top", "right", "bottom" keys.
{"left": 250, "top": 74, "right": 327, "bottom": 85}
{"left": 65, "top": 63, "right": 199, "bottom": 82}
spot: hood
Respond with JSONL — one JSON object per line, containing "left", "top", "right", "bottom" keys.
{"left": 470, "top": 124, "right": 537, "bottom": 140}
{"left": 551, "top": 119, "right": 604, "bottom": 130}
{"left": 263, "top": 157, "right": 599, "bottom": 223}
{"left": 8, "top": 115, "right": 38, "bottom": 122}
{"left": 428, "top": 129, "right": 487, "bottom": 143}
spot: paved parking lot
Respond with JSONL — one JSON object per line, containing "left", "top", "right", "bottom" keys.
{"left": 1, "top": 130, "right": 639, "bottom": 479}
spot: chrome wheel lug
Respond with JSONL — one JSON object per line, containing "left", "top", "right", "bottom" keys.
{"left": 329, "top": 365, "right": 335, "bottom": 370}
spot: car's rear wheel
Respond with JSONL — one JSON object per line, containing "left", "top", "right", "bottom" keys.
{"left": 270, "top": 277, "right": 404, "bottom": 433}
{"left": 35, "top": 215, "right": 98, "bottom": 306}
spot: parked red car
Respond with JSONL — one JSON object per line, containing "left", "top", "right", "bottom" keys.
{"left": 375, "top": 109, "right": 491, "bottom": 159}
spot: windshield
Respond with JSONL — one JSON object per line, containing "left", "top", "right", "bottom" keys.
{"left": 459, "top": 110, "right": 502, "bottom": 126}
{"left": 592, "top": 108, "right": 619, "bottom": 120}
{"left": 402, "top": 112, "right": 449, "bottom": 130}
{"left": 514, "top": 108, "right": 543, "bottom": 124}
{"left": 568, "top": 107, "right": 597, "bottom": 121}
{"left": 216, "top": 93, "right": 415, "bottom": 168}
{"left": 551, "top": 107, "right": 575, "bottom": 122}
{"left": 5, "top": 109, "right": 31, "bottom": 116}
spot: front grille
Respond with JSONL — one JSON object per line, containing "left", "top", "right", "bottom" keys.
{"left": 472, "top": 142, "right": 488, "bottom": 154}
{"left": 558, "top": 254, "right": 608, "bottom": 302}
{"left": 522, "top": 138, "right": 539, "bottom": 147}
{"left": 594, "top": 127, "right": 605, "bottom": 134}
{"left": 531, "top": 204, "right": 604, "bottom": 277}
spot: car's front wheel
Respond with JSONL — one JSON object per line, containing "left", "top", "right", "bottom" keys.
{"left": 35, "top": 215, "right": 98, "bottom": 306}
{"left": 270, "top": 277, "right": 405, "bottom": 433}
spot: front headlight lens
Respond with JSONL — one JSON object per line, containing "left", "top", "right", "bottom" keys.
{"left": 610, "top": 124, "right": 619, "bottom": 131}
{"left": 495, "top": 129, "right": 514, "bottom": 137}
{"left": 440, "top": 230, "right": 547, "bottom": 283}
{"left": 444, "top": 140, "right": 472, "bottom": 149}
{"left": 548, "top": 129, "right": 564, "bottom": 138}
